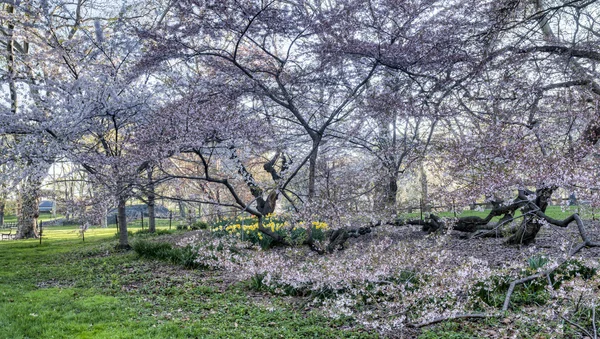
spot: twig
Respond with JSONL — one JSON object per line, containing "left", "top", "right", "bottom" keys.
{"left": 503, "top": 212, "right": 599, "bottom": 311}
{"left": 561, "top": 315, "right": 593, "bottom": 338}
{"left": 408, "top": 313, "right": 499, "bottom": 328}
{"left": 593, "top": 301, "right": 597, "bottom": 339}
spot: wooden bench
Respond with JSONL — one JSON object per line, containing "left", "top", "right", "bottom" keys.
{"left": 1, "top": 223, "right": 18, "bottom": 240}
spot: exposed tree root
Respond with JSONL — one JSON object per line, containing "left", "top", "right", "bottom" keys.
{"left": 408, "top": 313, "right": 500, "bottom": 328}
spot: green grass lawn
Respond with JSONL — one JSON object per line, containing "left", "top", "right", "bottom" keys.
{"left": 3, "top": 213, "right": 66, "bottom": 223}
{"left": 0, "top": 226, "right": 376, "bottom": 339}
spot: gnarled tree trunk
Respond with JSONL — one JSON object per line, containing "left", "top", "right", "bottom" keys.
{"left": 17, "top": 180, "right": 40, "bottom": 239}
{"left": 506, "top": 187, "right": 555, "bottom": 245}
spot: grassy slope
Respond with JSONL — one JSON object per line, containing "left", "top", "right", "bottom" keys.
{"left": 0, "top": 225, "right": 376, "bottom": 339}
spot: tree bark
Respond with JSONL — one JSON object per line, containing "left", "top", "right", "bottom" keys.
{"left": 387, "top": 175, "right": 398, "bottom": 210}
{"left": 17, "top": 180, "right": 40, "bottom": 239}
{"left": 115, "top": 197, "right": 130, "bottom": 250}
{"left": 375, "top": 174, "right": 398, "bottom": 216}
{"left": 147, "top": 196, "right": 155, "bottom": 233}
{"left": 420, "top": 162, "right": 430, "bottom": 212}
{"left": 506, "top": 187, "right": 555, "bottom": 245}
{"left": 0, "top": 200, "right": 5, "bottom": 226}
{"left": 308, "top": 138, "right": 320, "bottom": 201}
{"left": 178, "top": 200, "right": 186, "bottom": 218}
{"left": 147, "top": 169, "right": 156, "bottom": 233}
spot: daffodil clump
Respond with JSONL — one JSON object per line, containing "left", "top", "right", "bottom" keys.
{"left": 212, "top": 214, "right": 329, "bottom": 249}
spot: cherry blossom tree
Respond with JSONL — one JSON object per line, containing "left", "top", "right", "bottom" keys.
{"left": 139, "top": 0, "right": 378, "bottom": 202}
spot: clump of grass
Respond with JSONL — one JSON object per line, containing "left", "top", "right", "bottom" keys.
{"left": 132, "top": 239, "right": 202, "bottom": 269}
{"left": 528, "top": 255, "right": 549, "bottom": 270}
{"left": 190, "top": 221, "right": 209, "bottom": 230}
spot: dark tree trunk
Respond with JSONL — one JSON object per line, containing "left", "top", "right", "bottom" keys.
{"left": 17, "top": 181, "right": 40, "bottom": 239}
{"left": 420, "top": 163, "right": 430, "bottom": 212}
{"left": 147, "top": 169, "right": 156, "bottom": 233}
{"left": 0, "top": 200, "right": 5, "bottom": 226}
{"left": 387, "top": 177, "right": 398, "bottom": 209}
{"left": 308, "top": 139, "right": 320, "bottom": 201}
{"left": 115, "top": 197, "right": 131, "bottom": 250}
{"left": 506, "top": 187, "right": 555, "bottom": 245}
{"left": 256, "top": 191, "right": 278, "bottom": 216}
{"left": 148, "top": 197, "right": 155, "bottom": 233}
{"left": 178, "top": 200, "right": 186, "bottom": 218}
{"left": 375, "top": 174, "right": 398, "bottom": 216}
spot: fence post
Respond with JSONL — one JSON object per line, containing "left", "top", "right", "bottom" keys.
{"left": 39, "top": 221, "right": 43, "bottom": 245}
{"left": 116, "top": 216, "right": 119, "bottom": 232}
{"left": 141, "top": 211, "right": 144, "bottom": 230}
{"left": 420, "top": 198, "right": 423, "bottom": 220}
{"left": 169, "top": 211, "right": 172, "bottom": 230}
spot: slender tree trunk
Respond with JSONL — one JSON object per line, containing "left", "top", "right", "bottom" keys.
{"left": 147, "top": 169, "right": 156, "bottom": 233}
{"left": 101, "top": 206, "right": 108, "bottom": 228}
{"left": 116, "top": 196, "right": 130, "bottom": 250}
{"left": 308, "top": 138, "right": 320, "bottom": 201}
{"left": 0, "top": 200, "right": 5, "bottom": 226}
{"left": 420, "top": 162, "right": 430, "bottom": 212}
{"left": 147, "top": 195, "right": 155, "bottom": 233}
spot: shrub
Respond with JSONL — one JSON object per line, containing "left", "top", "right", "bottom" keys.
{"left": 190, "top": 221, "right": 209, "bottom": 230}
{"left": 170, "top": 246, "right": 202, "bottom": 269}
{"left": 132, "top": 240, "right": 202, "bottom": 269}
{"left": 132, "top": 240, "right": 173, "bottom": 259}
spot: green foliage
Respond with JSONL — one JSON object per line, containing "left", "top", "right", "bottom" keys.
{"left": 473, "top": 274, "right": 550, "bottom": 309}
{"left": 550, "top": 259, "right": 597, "bottom": 289}
{"left": 170, "top": 245, "right": 202, "bottom": 269}
{"left": 132, "top": 240, "right": 202, "bottom": 269}
{"left": 419, "top": 324, "right": 481, "bottom": 339}
{"left": 190, "top": 221, "right": 209, "bottom": 230}
{"left": 473, "top": 259, "right": 597, "bottom": 309}
{"left": 527, "top": 255, "right": 549, "bottom": 270}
